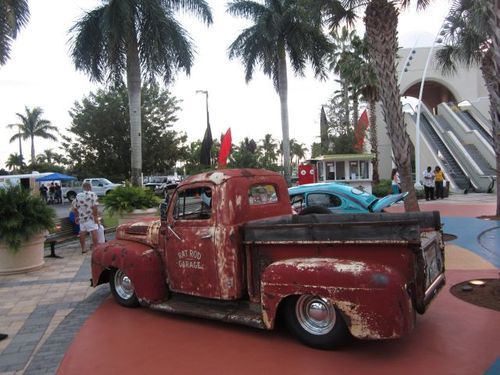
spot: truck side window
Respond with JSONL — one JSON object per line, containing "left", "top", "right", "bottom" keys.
{"left": 248, "top": 184, "right": 278, "bottom": 205}
{"left": 173, "top": 187, "right": 212, "bottom": 220}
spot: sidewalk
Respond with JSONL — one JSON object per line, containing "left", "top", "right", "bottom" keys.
{"left": 0, "top": 193, "right": 498, "bottom": 374}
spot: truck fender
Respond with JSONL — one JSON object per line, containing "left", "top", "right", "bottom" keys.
{"left": 92, "top": 239, "right": 167, "bottom": 303}
{"left": 260, "top": 258, "right": 415, "bottom": 339}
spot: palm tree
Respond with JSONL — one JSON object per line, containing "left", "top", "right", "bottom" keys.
{"left": 69, "top": 0, "right": 213, "bottom": 186}
{"left": 0, "top": 0, "right": 29, "bottom": 65}
{"left": 308, "top": 0, "right": 431, "bottom": 211}
{"left": 227, "top": 0, "right": 331, "bottom": 185}
{"left": 436, "top": 0, "right": 499, "bottom": 215}
{"left": 5, "top": 153, "right": 24, "bottom": 171}
{"left": 290, "top": 138, "right": 308, "bottom": 169}
{"left": 329, "top": 26, "right": 358, "bottom": 127}
{"left": 258, "top": 134, "right": 279, "bottom": 169}
{"left": 36, "top": 149, "right": 55, "bottom": 164}
{"left": 8, "top": 106, "right": 58, "bottom": 164}
{"left": 341, "top": 35, "right": 380, "bottom": 183}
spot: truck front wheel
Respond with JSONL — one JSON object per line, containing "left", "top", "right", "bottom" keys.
{"left": 110, "top": 268, "right": 139, "bottom": 308}
{"left": 67, "top": 191, "right": 76, "bottom": 202}
{"left": 285, "top": 295, "right": 348, "bottom": 349}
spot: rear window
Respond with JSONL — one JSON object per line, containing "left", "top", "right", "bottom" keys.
{"left": 248, "top": 184, "right": 278, "bottom": 205}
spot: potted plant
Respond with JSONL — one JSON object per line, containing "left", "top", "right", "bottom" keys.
{"left": 101, "top": 185, "right": 161, "bottom": 225}
{"left": 0, "top": 185, "right": 55, "bottom": 275}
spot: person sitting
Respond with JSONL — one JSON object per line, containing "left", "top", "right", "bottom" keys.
{"left": 69, "top": 208, "right": 80, "bottom": 235}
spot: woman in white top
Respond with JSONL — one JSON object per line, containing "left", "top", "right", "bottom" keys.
{"left": 423, "top": 166, "right": 435, "bottom": 201}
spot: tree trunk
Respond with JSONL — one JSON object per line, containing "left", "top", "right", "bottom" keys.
{"left": 278, "top": 45, "right": 291, "bottom": 185}
{"left": 126, "top": 32, "right": 143, "bottom": 187}
{"left": 369, "top": 98, "right": 380, "bottom": 184}
{"left": 489, "top": 0, "right": 500, "bottom": 216}
{"left": 342, "top": 78, "right": 350, "bottom": 127}
{"left": 365, "top": 0, "right": 419, "bottom": 212}
{"left": 352, "top": 91, "right": 359, "bottom": 130}
{"left": 30, "top": 135, "right": 35, "bottom": 165}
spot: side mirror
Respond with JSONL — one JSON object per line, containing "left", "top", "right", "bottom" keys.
{"left": 98, "top": 183, "right": 103, "bottom": 187}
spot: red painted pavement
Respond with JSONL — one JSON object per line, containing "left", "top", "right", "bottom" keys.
{"left": 386, "top": 201, "right": 496, "bottom": 217}
{"left": 58, "top": 269, "right": 500, "bottom": 375}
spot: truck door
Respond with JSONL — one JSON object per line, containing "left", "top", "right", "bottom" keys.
{"left": 165, "top": 185, "right": 221, "bottom": 298}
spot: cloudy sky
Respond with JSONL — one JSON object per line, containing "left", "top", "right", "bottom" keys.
{"left": 0, "top": 0, "right": 451, "bottom": 170}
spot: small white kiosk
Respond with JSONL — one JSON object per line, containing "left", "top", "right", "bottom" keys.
{"left": 310, "top": 154, "right": 374, "bottom": 193}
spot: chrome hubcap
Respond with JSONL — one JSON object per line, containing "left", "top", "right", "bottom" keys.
{"left": 296, "top": 295, "right": 336, "bottom": 335}
{"left": 114, "top": 269, "right": 135, "bottom": 300}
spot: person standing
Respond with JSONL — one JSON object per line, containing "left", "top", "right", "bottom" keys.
{"left": 391, "top": 168, "right": 401, "bottom": 194}
{"left": 55, "top": 183, "right": 62, "bottom": 204}
{"left": 423, "top": 166, "right": 435, "bottom": 201}
{"left": 72, "top": 182, "right": 99, "bottom": 254}
{"left": 48, "top": 182, "right": 56, "bottom": 204}
{"left": 39, "top": 184, "right": 48, "bottom": 202}
{"left": 434, "top": 166, "right": 446, "bottom": 199}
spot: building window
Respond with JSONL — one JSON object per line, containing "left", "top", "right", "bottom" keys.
{"left": 349, "top": 161, "right": 369, "bottom": 180}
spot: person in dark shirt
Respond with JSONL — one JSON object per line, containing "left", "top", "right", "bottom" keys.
{"left": 48, "top": 182, "right": 55, "bottom": 204}
{"left": 55, "top": 183, "right": 62, "bottom": 204}
{"left": 39, "top": 184, "right": 48, "bottom": 202}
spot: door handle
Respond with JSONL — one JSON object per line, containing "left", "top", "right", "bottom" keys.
{"left": 200, "top": 233, "right": 212, "bottom": 239}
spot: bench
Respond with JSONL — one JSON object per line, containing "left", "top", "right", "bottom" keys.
{"left": 45, "top": 217, "right": 79, "bottom": 258}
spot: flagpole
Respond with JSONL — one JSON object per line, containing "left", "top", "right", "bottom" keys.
{"left": 196, "top": 90, "right": 209, "bottom": 128}
{"left": 197, "top": 90, "right": 212, "bottom": 166}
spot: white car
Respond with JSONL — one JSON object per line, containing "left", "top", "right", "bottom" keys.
{"left": 83, "top": 178, "right": 122, "bottom": 196}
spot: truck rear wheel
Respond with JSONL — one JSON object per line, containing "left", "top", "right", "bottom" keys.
{"left": 67, "top": 191, "right": 77, "bottom": 202}
{"left": 285, "top": 295, "right": 348, "bottom": 349}
{"left": 110, "top": 268, "right": 139, "bottom": 308}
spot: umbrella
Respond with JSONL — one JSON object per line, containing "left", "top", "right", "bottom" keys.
{"left": 35, "top": 173, "right": 77, "bottom": 182}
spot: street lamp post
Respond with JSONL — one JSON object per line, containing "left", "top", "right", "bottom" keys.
{"left": 414, "top": 24, "right": 446, "bottom": 186}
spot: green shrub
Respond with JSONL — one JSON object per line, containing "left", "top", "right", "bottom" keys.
{"left": 101, "top": 185, "right": 160, "bottom": 216}
{"left": 372, "top": 179, "right": 392, "bottom": 197}
{"left": 0, "top": 186, "right": 56, "bottom": 253}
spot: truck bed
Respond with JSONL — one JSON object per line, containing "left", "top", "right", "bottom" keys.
{"left": 243, "top": 211, "right": 441, "bottom": 244}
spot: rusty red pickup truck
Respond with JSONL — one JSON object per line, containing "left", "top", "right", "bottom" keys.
{"left": 91, "top": 168, "right": 445, "bottom": 349}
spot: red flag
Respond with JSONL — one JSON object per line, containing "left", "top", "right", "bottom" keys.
{"left": 354, "top": 110, "right": 369, "bottom": 152}
{"left": 218, "top": 128, "right": 232, "bottom": 168}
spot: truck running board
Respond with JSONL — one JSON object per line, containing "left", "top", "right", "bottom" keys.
{"left": 147, "top": 294, "right": 267, "bottom": 330}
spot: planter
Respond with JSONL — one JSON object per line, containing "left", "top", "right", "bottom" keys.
{"left": 0, "top": 232, "right": 46, "bottom": 275}
{"left": 118, "top": 208, "right": 158, "bottom": 225}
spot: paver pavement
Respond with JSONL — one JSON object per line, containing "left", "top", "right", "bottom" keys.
{"left": 0, "top": 193, "right": 498, "bottom": 374}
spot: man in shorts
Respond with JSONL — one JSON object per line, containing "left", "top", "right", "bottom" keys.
{"left": 72, "top": 182, "right": 99, "bottom": 253}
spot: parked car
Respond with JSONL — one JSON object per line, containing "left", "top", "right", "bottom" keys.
{"left": 289, "top": 182, "right": 408, "bottom": 214}
{"left": 82, "top": 178, "right": 122, "bottom": 196}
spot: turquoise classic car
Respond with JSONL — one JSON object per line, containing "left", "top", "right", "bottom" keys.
{"left": 289, "top": 183, "right": 408, "bottom": 214}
